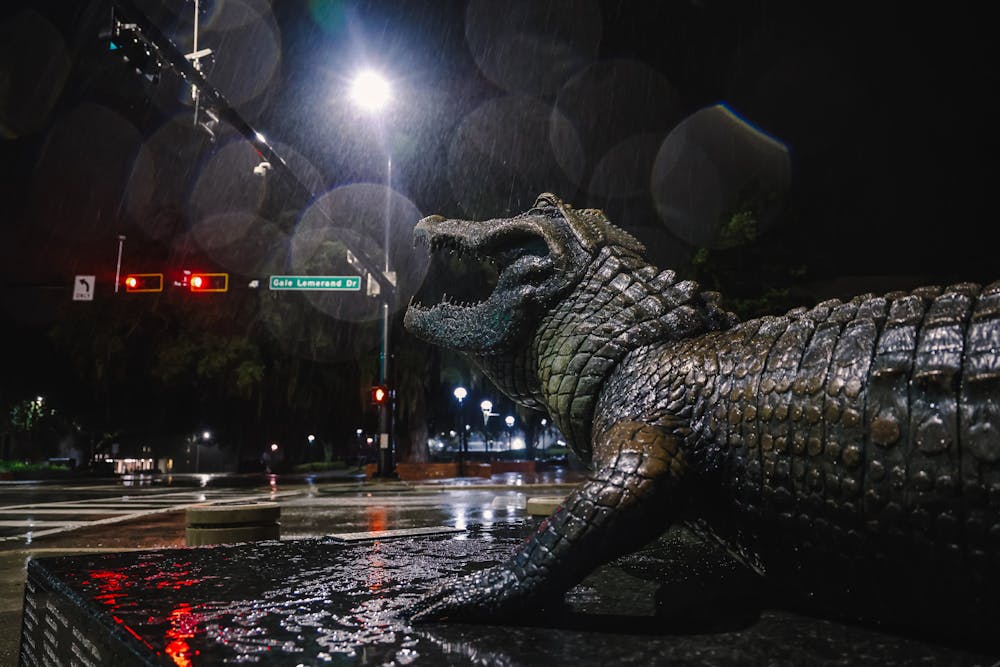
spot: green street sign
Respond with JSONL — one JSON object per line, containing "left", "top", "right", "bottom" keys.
{"left": 268, "top": 275, "right": 362, "bottom": 291}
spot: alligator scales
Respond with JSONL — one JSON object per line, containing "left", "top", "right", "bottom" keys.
{"left": 403, "top": 194, "right": 1000, "bottom": 637}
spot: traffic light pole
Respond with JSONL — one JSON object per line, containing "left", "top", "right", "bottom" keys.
{"left": 378, "top": 301, "right": 391, "bottom": 477}
{"left": 377, "top": 158, "right": 394, "bottom": 477}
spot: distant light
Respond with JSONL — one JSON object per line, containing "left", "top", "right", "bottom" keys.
{"left": 349, "top": 70, "right": 391, "bottom": 112}
{"left": 480, "top": 400, "right": 492, "bottom": 412}
{"left": 541, "top": 418, "right": 547, "bottom": 426}
{"left": 202, "top": 431, "right": 211, "bottom": 440}
{"left": 255, "top": 131, "right": 266, "bottom": 143}
{"left": 356, "top": 428, "right": 363, "bottom": 436}
{"left": 510, "top": 437, "right": 526, "bottom": 450}
{"left": 505, "top": 415, "right": 515, "bottom": 428}
{"left": 307, "top": 434, "right": 315, "bottom": 443}
{"left": 453, "top": 386, "right": 467, "bottom": 402}
{"left": 270, "top": 443, "right": 278, "bottom": 452}
{"left": 190, "top": 275, "right": 203, "bottom": 289}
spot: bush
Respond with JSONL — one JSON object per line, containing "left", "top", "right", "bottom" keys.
{"left": 0, "top": 460, "right": 70, "bottom": 473}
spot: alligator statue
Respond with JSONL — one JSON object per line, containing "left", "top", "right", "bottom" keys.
{"left": 402, "top": 193, "right": 1000, "bottom": 638}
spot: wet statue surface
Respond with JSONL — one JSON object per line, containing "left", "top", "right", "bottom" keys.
{"left": 18, "top": 526, "right": 998, "bottom": 664}
{"left": 403, "top": 194, "right": 1000, "bottom": 641}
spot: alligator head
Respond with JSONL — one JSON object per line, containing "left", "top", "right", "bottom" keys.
{"left": 404, "top": 193, "right": 645, "bottom": 353}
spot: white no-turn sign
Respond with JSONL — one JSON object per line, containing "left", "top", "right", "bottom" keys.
{"left": 73, "top": 275, "right": 95, "bottom": 301}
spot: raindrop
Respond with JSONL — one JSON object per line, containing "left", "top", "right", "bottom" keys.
{"left": 29, "top": 103, "right": 142, "bottom": 241}
{"left": 292, "top": 183, "right": 427, "bottom": 322}
{"left": 650, "top": 104, "right": 791, "bottom": 249}
{"left": 464, "top": 0, "right": 601, "bottom": 97}
{"left": 554, "top": 58, "right": 681, "bottom": 174}
{"left": 447, "top": 94, "right": 577, "bottom": 217}
{"left": 0, "top": 10, "right": 70, "bottom": 139}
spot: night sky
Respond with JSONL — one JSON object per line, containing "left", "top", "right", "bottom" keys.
{"left": 1, "top": 1, "right": 997, "bottom": 451}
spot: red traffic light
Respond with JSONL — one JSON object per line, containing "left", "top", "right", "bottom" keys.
{"left": 123, "top": 273, "right": 163, "bottom": 293}
{"left": 189, "top": 272, "right": 228, "bottom": 292}
{"left": 371, "top": 385, "right": 389, "bottom": 404}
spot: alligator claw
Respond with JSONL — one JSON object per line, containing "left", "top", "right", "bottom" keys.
{"left": 407, "top": 565, "right": 526, "bottom": 624}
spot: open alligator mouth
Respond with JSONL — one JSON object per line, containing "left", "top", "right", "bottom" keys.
{"left": 409, "top": 229, "right": 551, "bottom": 313}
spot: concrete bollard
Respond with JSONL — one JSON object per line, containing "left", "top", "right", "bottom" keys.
{"left": 185, "top": 501, "right": 281, "bottom": 546}
{"left": 525, "top": 495, "right": 567, "bottom": 517}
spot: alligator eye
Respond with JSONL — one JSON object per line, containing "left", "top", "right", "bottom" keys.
{"left": 532, "top": 193, "right": 560, "bottom": 209}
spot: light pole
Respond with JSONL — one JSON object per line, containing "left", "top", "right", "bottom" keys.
{"left": 453, "top": 387, "right": 467, "bottom": 473}
{"left": 350, "top": 68, "right": 395, "bottom": 478}
{"left": 504, "top": 415, "right": 515, "bottom": 454}
{"left": 195, "top": 430, "right": 211, "bottom": 473}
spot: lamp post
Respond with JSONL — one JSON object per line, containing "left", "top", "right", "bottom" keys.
{"left": 194, "top": 430, "right": 211, "bottom": 473}
{"left": 453, "top": 387, "right": 467, "bottom": 473}
{"left": 480, "top": 400, "right": 498, "bottom": 459}
{"left": 504, "top": 415, "right": 515, "bottom": 453}
{"left": 350, "top": 68, "right": 395, "bottom": 477}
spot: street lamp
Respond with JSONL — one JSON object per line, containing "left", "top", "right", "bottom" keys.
{"left": 191, "top": 430, "right": 211, "bottom": 473}
{"left": 481, "top": 400, "right": 498, "bottom": 459}
{"left": 453, "top": 387, "right": 468, "bottom": 473}
{"left": 504, "top": 415, "right": 515, "bottom": 453}
{"left": 349, "top": 70, "right": 391, "bottom": 111}
{"left": 350, "top": 68, "right": 395, "bottom": 478}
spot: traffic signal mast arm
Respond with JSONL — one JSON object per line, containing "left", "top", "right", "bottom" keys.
{"left": 109, "top": 0, "right": 397, "bottom": 300}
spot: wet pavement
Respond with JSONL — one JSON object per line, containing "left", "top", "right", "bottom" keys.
{"left": 5, "top": 473, "right": 1000, "bottom": 665}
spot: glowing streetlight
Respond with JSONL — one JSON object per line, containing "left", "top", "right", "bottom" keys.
{"left": 270, "top": 443, "right": 279, "bottom": 452}
{"left": 307, "top": 434, "right": 316, "bottom": 444}
{"left": 480, "top": 400, "right": 496, "bottom": 426}
{"left": 453, "top": 386, "right": 467, "bottom": 403}
{"left": 202, "top": 431, "right": 211, "bottom": 441}
{"left": 349, "top": 70, "right": 391, "bottom": 112}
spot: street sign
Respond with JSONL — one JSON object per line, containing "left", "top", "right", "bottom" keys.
{"left": 268, "top": 275, "right": 361, "bottom": 291}
{"left": 73, "top": 275, "right": 95, "bottom": 301}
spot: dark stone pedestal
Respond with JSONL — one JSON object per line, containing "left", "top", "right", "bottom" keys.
{"left": 19, "top": 523, "right": 998, "bottom": 665}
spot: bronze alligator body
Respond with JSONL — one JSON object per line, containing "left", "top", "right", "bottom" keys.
{"left": 403, "top": 193, "right": 1000, "bottom": 639}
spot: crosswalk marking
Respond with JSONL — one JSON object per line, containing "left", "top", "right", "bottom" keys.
{"left": 0, "top": 489, "right": 302, "bottom": 543}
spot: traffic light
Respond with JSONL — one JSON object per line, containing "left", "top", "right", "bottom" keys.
{"left": 101, "top": 10, "right": 163, "bottom": 83}
{"left": 189, "top": 273, "right": 228, "bottom": 293}
{"left": 123, "top": 273, "right": 163, "bottom": 293}
{"left": 371, "top": 385, "right": 389, "bottom": 405}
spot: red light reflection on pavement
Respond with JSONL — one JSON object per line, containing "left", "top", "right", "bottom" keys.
{"left": 88, "top": 570, "right": 130, "bottom": 607}
{"left": 366, "top": 506, "right": 387, "bottom": 533}
{"left": 164, "top": 602, "right": 201, "bottom": 667}
{"left": 85, "top": 565, "right": 206, "bottom": 663}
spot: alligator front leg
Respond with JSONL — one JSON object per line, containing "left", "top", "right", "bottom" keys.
{"left": 407, "top": 421, "right": 687, "bottom": 623}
